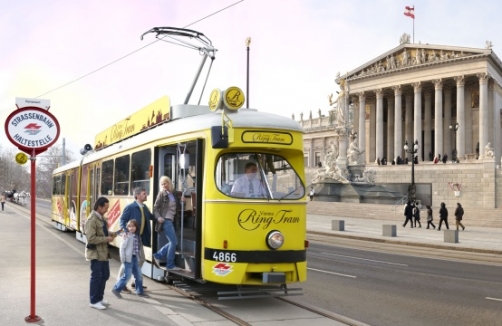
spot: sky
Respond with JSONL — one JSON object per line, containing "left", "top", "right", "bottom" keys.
{"left": 1, "top": 0, "right": 502, "bottom": 156}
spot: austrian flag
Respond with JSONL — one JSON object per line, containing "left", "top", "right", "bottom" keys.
{"left": 404, "top": 6, "right": 415, "bottom": 19}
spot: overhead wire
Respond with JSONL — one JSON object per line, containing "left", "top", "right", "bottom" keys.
{"left": 0, "top": 0, "right": 244, "bottom": 113}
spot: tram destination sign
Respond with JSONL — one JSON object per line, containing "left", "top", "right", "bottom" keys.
{"left": 4, "top": 106, "right": 60, "bottom": 155}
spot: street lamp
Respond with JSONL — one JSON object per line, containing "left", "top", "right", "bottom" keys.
{"left": 449, "top": 122, "right": 459, "bottom": 163}
{"left": 404, "top": 139, "right": 419, "bottom": 201}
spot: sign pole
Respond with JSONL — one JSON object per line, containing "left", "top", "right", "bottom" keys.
{"left": 25, "top": 149, "right": 40, "bottom": 322}
{"left": 5, "top": 103, "right": 59, "bottom": 323}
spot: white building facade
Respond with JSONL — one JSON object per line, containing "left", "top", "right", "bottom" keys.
{"left": 301, "top": 41, "right": 502, "bottom": 209}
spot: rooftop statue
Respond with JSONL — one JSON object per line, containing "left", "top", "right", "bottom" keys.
{"left": 485, "top": 142, "right": 494, "bottom": 158}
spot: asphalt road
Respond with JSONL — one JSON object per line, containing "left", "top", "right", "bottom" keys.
{"left": 27, "top": 199, "right": 502, "bottom": 325}
{"left": 288, "top": 239, "right": 502, "bottom": 326}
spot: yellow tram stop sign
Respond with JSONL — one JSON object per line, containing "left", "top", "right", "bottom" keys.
{"left": 15, "top": 152, "right": 29, "bottom": 165}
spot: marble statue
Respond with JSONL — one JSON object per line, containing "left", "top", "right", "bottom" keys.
{"left": 390, "top": 54, "right": 396, "bottom": 69}
{"left": 399, "top": 33, "right": 410, "bottom": 45}
{"left": 347, "top": 136, "right": 365, "bottom": 164}
{"left": 415, "top": 48, "right": 421, "bottom": 64}
{"left": 324, "top": 140, "right": 339, "bottom": 167}
{"left": 402, "top": 48, "right": 409, "bottom": 66}
{"left": 485, "top": 142, "right": 494, "bottom": 158}
{"left": 429, "top": 49, "right": 437, "bottom": 62}
{"left": 312, "top": 163, "right": 348, "bottom": 183}
{"left": 334, "top": 79, "right": 347, "bottom": 126}
{"left": 300, "top": 112, "right": 303, "bottom": 121}
{"left": 361, "top": 169, "right": 376, "bottom": 184}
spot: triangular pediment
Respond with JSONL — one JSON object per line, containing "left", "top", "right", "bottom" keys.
{"left": 341, "top": 43, "right": 493, "bottom": 82}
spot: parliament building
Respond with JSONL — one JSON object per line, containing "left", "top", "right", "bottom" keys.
{"left": 300, "top": 38, "right": 502, "bottom": 209}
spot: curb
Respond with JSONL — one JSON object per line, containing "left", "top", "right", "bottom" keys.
{"left": 307, "top": 230, "right": 502, "bottom": 255}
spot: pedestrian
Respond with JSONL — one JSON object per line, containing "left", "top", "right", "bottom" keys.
{"left": 454, "top": 202, "right": 465, "bottom": 231}
{"left": 413, "top": 202, "right": 422, "bottom": 228}
{"left": 426, "top": 205, "right": 436, "bottom": 229}
{"left": 437, "top": 202, "right": 449, "bottom": 231}
{"left": 85, "top": 197, "right": 118, "bottom": 310}
{"left": 111, "top": 219, "right": 149, "bottom": 299}
{"left": 403, "top": 201, "right": 414, "bottom": 228}
{"left": 0, "top": 193, "right": 5, "bottom": 211}
{"left": 309, "top": 187, "right": 315, "bottom": 201}
{"left": 152, "top": 176, "right": 183, "bottom": 271}
{"left": 118, "top": 187, "right": 154, "bottom": 293}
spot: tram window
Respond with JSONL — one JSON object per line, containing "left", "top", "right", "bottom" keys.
{"left": 114, "top": 155, "right": 130, "bottom": 195}
{"left": 131, "top": 149, "right": 151, "bottom": 195}
{"left": 215, "top": 153, "right": 304, "bottom": 200}
{"left": 61, "top": 174, "right": 66, "bottom": 195}
{"left": 53, "top": 176, "right": 58, "bottom": 195}
{"left": 101, "top": 160, "right": 113, "bottom": 195}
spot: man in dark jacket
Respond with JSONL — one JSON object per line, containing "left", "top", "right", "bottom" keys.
{"left": 118, "top": 187, "right": 154, "bottom": 292}
{"left": 438, "top": 202, "right": 449, "bottom": 230}
{"left": 403, "top": 201, "right": 414, "bottom": 228}
{"left": 454, "top": 202, "right": 465, "bottom": 231}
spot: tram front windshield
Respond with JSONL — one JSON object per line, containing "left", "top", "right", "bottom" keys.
{"left": 215, "top": 153, "right": 304, "bottom": 200}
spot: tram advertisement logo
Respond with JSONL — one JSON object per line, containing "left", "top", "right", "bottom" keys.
{"left": 107, "top": 200, "right": 121, "bottom": 227}
{"left": 237, "top": 209, "right": 300, "bottom": 231}
{"left": 241, "top": 131, "right": 293, "bottom": 145}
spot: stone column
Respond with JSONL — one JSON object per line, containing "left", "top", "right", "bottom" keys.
{"left": 309, "top": 138, "right": 314, "bottom": 167}
{"left": 424, "top": 91, "right": 432, "bottom": 161}
{"left": 434, "top": 79, "right": 443, "bottom": 157}
{"left": 358, "top": 92, "right": 366, "bottom": 163}
{"left": 376, "top": 89, "right": 384, "bottom": 161}
{"left": 412, "top": 82, "right": 422, "bottom": 161}
{"left": 393, "top": 85, "right": 403, "bottom": 160}
{"left": 443, "top": 86, "right": 452, "bottom": 158}
{"left": 478, "top": 73, "right": 489, "bottom": 158}
{"left": 369, "top": 101, "right": 376, "bottom": 162}
{"left": 387, "top": 96, "right": 395, "bottom": 161}
{"left": 465, "top": 85, "right": 473, "bottom": 154}
{"left": 454, "top": 75, "right": 465, "bottom": 160}
{"left": 488, "top": 81, "right": 494, "bottom": 148}
{"left": 493, "top": 81, "right": 501, "bottom": 164}
{"left": 405, "top": 93, "right": 413, "bottom": 147}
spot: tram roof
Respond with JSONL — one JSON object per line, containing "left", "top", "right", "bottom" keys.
{"left": 54, "top": 105, "right": 303, "bottom": 174}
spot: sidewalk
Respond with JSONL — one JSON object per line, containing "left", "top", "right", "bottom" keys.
{"left": 0, "top": 204, "right": 351, "bottom": 326}
{"left": 307, "top": 213, "right": 502, "bottom": 255}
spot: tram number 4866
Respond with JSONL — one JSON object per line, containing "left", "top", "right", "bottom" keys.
{"left": 213, "top": 252, "right": 237, "bottom": 262}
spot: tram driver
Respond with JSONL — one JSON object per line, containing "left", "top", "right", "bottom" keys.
{"left": 231, "top": 162, "right": 267, "bottom": 198}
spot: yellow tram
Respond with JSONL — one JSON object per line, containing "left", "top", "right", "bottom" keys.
{"left": 52, "top": 27, "right": 307, "bottom": 289}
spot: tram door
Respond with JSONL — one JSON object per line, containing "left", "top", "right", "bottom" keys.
{"left": 156, "top": 140, "right": 202, "bottom": 278}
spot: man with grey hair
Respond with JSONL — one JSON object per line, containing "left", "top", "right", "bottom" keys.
{"left": 118, "top": 187, "right": 154, "bottom": 293}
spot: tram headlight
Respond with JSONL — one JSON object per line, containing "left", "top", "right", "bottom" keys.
{"left": 266, "top": 230, "right": 284, "bottom": 250}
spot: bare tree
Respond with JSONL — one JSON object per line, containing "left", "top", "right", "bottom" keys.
{"left": 0, "top": 147, "right": 31, "bottom": 193}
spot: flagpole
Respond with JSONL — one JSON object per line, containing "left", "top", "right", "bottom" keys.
{"left": 413, "top": 5, "right": 415, "bottom": 43}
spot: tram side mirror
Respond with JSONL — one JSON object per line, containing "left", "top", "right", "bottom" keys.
{"left": 80, "top": 144, "right": 93, "bottom": 155}
{"left": 211, "top": 126, "right": 228, "bottom": 149}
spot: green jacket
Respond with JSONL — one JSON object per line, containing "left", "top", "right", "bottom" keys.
{"left": 84, "top": 211, "right": 110, "bottom": 261}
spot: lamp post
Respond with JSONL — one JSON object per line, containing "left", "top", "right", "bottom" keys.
{"left": 449, "top": 122, "right": 459, "bottom": 163}
{"left": 404, "top": 139, "right": 419, "bottom": 201}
